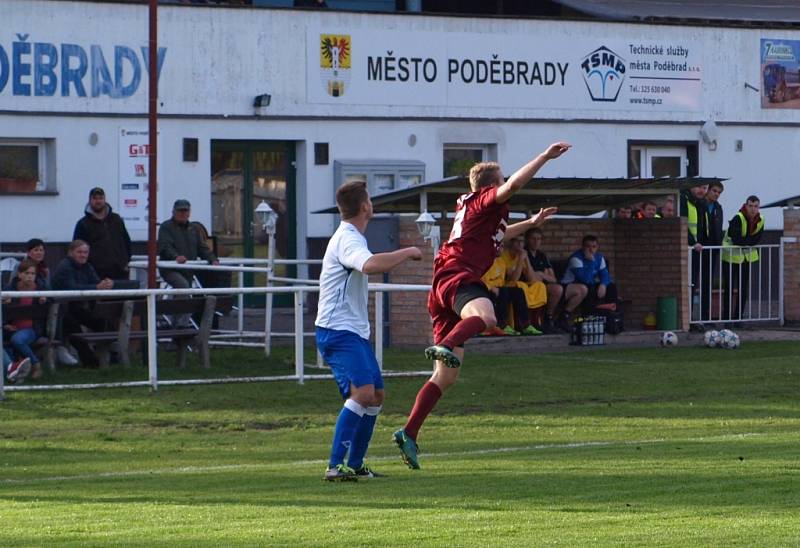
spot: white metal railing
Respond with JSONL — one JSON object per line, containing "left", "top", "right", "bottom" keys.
{"left": 687, "top": 242, "right": 789, "bottom": 325}
{"left": 0, "top": 282, "right": 430, "bottom": 399}
{"left": 128, "top": 257, "right": 322, "bottom": 341}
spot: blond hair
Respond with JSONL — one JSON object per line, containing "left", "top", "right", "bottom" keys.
{"left": 468, "top": 162, "right": 501, "bottom": 191}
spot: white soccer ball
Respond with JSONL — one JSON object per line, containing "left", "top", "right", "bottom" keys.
{"left": 721, "top": 331, "right": 740, "bottom": 350}
{"left": 718, "top": 329, "right": 737, "bottom": 349}
{"left": 704, "top": 330, "right": 720, "bottom": 348}
{"left": 660, "top": 331, "right": 678, "bottom": 347}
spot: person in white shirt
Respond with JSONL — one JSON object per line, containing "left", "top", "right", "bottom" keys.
{"left": 316, "top": 180, "right": 422, "bottom": 481}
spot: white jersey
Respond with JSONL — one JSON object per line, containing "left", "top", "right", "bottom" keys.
{"left": 315, "top": 221, "right": 374, "bottom": 339}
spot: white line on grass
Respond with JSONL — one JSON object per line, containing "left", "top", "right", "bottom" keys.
{"left": 1, "top": 432, "right": 767, "bottom": 484}
{"left": 0, "top": 432, "right": 766, "bottom": 486}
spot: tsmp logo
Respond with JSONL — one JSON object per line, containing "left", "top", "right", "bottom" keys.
{"left": 580, "top": 46, "right": 626, "bottom": 102}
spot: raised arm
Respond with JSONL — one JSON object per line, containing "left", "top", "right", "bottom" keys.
{"left": 362, "top": 247, "right": 422, "bottom": 275}
{"left": 504, "top": 207, "right": 558, "bottom": 241}
{"left": 495, "top": 142, "right": 571, "bottom": 204}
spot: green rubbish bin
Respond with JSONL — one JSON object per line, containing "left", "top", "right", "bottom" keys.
{"left": 656, "top": 296, "right": 678, "bottom": 331}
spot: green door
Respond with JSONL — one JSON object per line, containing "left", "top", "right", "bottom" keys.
{"left": 211, "top": 140, "right": 296, "bottom": 306}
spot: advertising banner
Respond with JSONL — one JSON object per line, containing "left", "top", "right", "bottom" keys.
{"left": 307, "top": 29, "right": 703, "bottom": 112}
{"left": 118, "top": 128, "right": 161, "bottom": 235}
{"left": 760, "top": 39, "right": 800, "bottom": 109}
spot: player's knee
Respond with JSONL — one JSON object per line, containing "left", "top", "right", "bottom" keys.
{"left": 550, "top": 284, "right": 564, "bottom": 299}
{"left": 482, "top": 313, "right": 497, "bottom": 329}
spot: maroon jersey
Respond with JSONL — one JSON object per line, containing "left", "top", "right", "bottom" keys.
{"left": 435, "top": 185, "right": 509, "bottom": 278}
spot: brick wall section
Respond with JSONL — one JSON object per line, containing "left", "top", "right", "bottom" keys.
{"left": 783, "top": 209, "right": 800, "bottom": 323}
{"left": 386, "top": 216, "right": 435, "bottom": 346}
{"left": 386, "top": 215, "right": 689, "bottom": 347}
{"left": 613, "top": 218, "right": 689, "bottom": 331}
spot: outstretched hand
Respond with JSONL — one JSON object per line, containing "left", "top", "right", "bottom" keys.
{"left": 530, "top": 207, "right": 558, "bottom": 227}
{"left": 543, "top": 142, "right": 571, "bottom": 159}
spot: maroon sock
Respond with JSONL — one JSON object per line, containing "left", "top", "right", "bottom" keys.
{"left": 439, "top": 316, "right": 487, "bottom": 349}
{"left": 404, "top": 381, "right": 443, "bottom": 441}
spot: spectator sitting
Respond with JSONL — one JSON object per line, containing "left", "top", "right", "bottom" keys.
{"left": 157, "top": 199, "right": 219, "bottom": 291}
{"left": 2, "top": 258, "right": 48, "bottom": 381}
{"left": 525, "top": 228, "right": 563, "bottom": 334}
{"left": 52, "top": 240, "right": 115, "bottom": 369}
{"left": 660, "top": 197, "right": 676, "bottom": 218}
{"left": 616, "top": 206, "right": 632, "bottom": 219}
{"left": 481, "top": 251, "right": 530, "bottom": 336}
{"left": 560, "top": 235, "right": 618, "bottom": 329}
{"left": 73, "top": 187, "right": 132, "bottom": 281}
{"left": 11, "top": 238, "right": 51, "bottom": 289}
{"left": 3, "top": 347, "right": 30, "bottom": 385}
{"left": 499, "top": 236, "right": 546, "bottom": 335}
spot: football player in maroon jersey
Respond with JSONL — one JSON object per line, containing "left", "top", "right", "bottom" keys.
{"left": 393, "top": 141, "right": 571, "bottom": 469}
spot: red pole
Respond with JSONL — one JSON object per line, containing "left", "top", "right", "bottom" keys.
{"left": 147, "top": 0, "right": 158, "bottom": 289}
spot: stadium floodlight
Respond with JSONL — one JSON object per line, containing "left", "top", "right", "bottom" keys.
{"left": 415, "top": 210, "right": 440, "bottom": 250}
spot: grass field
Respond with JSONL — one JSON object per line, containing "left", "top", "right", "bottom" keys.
{"left": 2, "top": 341, "right": 800, "bottom": 546}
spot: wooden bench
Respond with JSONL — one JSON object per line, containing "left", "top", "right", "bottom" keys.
{"left": 68, "top": 299, "right": 137, "bottom": 368}
{"left": 69, "top": 296, "right": 219, "bottom": 369}
{"left": 1, "top": 302, "right": 60, "bottom": 372}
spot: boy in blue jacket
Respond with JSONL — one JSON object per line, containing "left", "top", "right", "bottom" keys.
{"left": 560, "top": 235, "right": 617, "bottom": 327}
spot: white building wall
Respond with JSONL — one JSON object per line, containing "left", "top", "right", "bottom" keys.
{"left": 1, "top": 0, "right": 799, "bottom": 246}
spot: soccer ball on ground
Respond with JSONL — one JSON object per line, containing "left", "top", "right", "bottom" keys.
{"left": 660, "top": 331, "right": 678, "bottom": 347}
{"left": 704, "top": 330, "right": 720, "bottom": 348}
{"left": 720, "top": 330, "right": 741, "bottom": 350}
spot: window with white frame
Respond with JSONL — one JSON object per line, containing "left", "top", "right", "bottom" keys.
{"left": 0, "top": 139, "right": 55, "bottom": 193}
{"left": 443, "top": 144, "right": 496, "bottom": 178}
{"left": 334, "top": 160, "right": 425, "bottom": 197}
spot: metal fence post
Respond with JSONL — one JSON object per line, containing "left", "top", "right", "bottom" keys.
{"left": 147, "top": 292, "right": 158, "bottom": 392}
{"left": 375, "top": 290, "right": 384, "bottom": 370}
{"left": 237, "top": 264, "right": 244, "bottom": 334}
{"left": 295, "top": 289, "right": 304, "bottom": 384}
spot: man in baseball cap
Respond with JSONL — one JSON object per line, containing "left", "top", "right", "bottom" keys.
{"left": 158, "top": 198, "right": 218, "bottom": 292}
{"left": 73, "top": 186, "right": 132, "bottom": 280}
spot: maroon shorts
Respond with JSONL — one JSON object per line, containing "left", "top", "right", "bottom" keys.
{"left": 428, "top": 266, "right": 484, "bottom": 345}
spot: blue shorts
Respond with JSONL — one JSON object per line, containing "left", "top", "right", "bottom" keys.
{"left": 315, "top": 327, "right": 384, "bottom": 399}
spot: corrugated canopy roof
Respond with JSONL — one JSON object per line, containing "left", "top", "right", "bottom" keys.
{"left": 554, "top": 0, "right": 800, "bottom": 25}
{"left": 313, "top": 176, "right": 725, "bottom": 215}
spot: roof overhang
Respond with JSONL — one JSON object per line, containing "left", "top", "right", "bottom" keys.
{"left": 313, "top": 176, "right": 725, "bottom": 216}
{"left": 762, "top": 194, "right": 800, "bottom": 208}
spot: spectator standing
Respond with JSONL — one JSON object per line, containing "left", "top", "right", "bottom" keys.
{"left": 722, "top": 195, "right": 763, "bottom": 321}
{"left": 560, "top": 235, "right": 618, "bottom": 329}
{"left": 52, "top": 240, "right": 114, "bottom": 368}
{"left": 525, "top": 228, "right": 564, "bottom": 333}
{"left": 73, "top": 187, "right": 132, "bottom": 281}
{"left": 702, "top": 182, "right": 725, "bottom": 321}
{"left": 680, "top": 184, "right": 710, "bottom": 319}
{"left": 3, "top": 259, "right": 47, "bottom": 380}
{"left": 158, "top": 200, "right": 219, "bottom": 290}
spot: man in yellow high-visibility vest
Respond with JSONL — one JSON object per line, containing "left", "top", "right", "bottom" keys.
{"left": 680, "top": 184, "right": 710, "bottom": 321}
{"left": 721, "top": 195, "right": 764, "bottom": 321}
